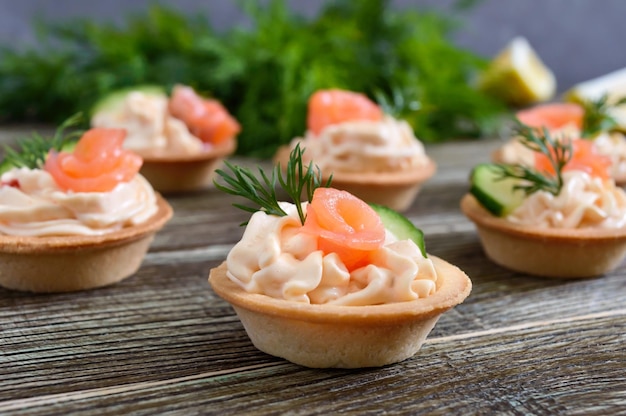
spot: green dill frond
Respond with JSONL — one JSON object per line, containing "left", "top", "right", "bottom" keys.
{"left": 581, "top": 94, "right": 626, "bottom": 138}
{"left": 1, "top": 113, "right": 83, "bottom": 173}
{"left": 214, "top": 143, "right": 332, "bottom": 225}
{"left": 492, "top": 122, "right": 573, "bottom": 196}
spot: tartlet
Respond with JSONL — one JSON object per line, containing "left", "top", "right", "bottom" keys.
{"left": 209, "top": 256, "right": 470, "bottom": 368}
{"left": 91, "top": 84, "right": 239, "bottom": 193}
{"left": 461, "top": 194, "right": 626, "bottom": 278}
{"left": 275, "top": 89, "right": 436, "bottom": 211}
{"left": 0, "top": 126, "right": 173, "bottom": 292}
{"left": 465, "top": 125, "right": 626, "bottom": 278}
{"left": 0, "top": 195, "right": 172, "bottom": 292}
{"left": 209, "top": 148, "right": 470, "bottom": 368}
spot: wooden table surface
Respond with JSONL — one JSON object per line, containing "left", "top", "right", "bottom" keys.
{"left": 0, "top": 132, "right": 624, "bottom": 415}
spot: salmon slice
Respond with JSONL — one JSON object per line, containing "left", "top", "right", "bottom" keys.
{"left": 307, "top": 89, "right": 383, "bottom": 135}
{"left": 303, "top": 187, "right": 385, "bottom": 271}
{"left": 45, "top": 128, "right": 143, "bottom": 192}
{"left": 517, "top": 103, "right": 584, "bottom": 131}
{"left": 535, "top": 138, "right": 612, "bottom": 180}
{"left": 169, "top": 85, "right": 240, "bottom": 145}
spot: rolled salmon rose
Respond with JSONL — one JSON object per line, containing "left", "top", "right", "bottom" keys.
{"left": 168, "top": 85, "right": 241, "bottom": 146}
{"left": 45, "top": 128, "right": 143, "bottom": 193}
{"left": 516, "top": 102, "right": 584, "bottom": 132}
{"left": 307, "top": 89, "right": 383, "bottom": 136}
{"left": 302, "top": 187, "right": 386, "bottom": 270}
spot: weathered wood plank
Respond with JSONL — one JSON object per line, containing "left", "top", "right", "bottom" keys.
{"left": 1, "top": 314, "right": 623, "bottom": 415}
{"left": 1, "top": 254, "right": 624, "bottom": 403}
{"left": 0, "top": 129, "right": 624, "bottom": 415}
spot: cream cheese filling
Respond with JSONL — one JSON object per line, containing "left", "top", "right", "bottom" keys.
{"left": 507, "top": 171, "right": 626, "bottom": 229}
{"left": 293, "top": 115, "right": 430, "bottom": 174}
{"left": 92, "top": 91, "right": 204, "bottom": 156}
{"left": 226, "top": 202, "right": 437, "bottom": 306}
{"left": 0, "top": 168, "right": 158, "bottom": 236}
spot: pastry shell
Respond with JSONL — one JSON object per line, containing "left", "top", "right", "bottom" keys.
{"left": 461, "top": 194, "right": 626, "bottom": 278}
{"left": 138, "top": 140, "right": 236, "bottom": 193}
{"left": 274, "top": 145, "right": 436, "bottom": 211}
{"left": 0, "top": 195, "right": 173, "bottom": 293}
{"left": 208, "top": 256, "right": 471, "bottom": 368}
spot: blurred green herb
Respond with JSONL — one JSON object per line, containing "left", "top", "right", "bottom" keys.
{"left": 0, "top": 0, "right": 505, "bottom": 157}
{"left": 0, "top": 113, "right": 83, "bottom": 174}
{"left": 581, "top": 94, "right": 626, "bottom": 138}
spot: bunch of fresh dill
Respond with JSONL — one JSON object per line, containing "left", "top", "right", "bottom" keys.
{"left": 0, "top": 0, "right": 506, "bottom": 157}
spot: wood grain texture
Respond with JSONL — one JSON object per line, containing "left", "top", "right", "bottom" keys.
{"left": 0, "top": 133, "right": 624, "bottom": 415}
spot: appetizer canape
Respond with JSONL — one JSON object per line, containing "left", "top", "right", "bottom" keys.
{"left": 493, "top": 97, "right": 626, "bottom": 184}
{"left": 209, "top": 145, "right": 470, "bottom": 368}
{"left": 274, "top": 89, "right": 436, "bottom": 211}
{"left": 463, "top": 123, "right": 626, "bottom": 278}
{"left": 91, "top": 84, "right": 239, "bottom": 193}
{"left": 0, "top": 119, "right": 172, "bottom": 292}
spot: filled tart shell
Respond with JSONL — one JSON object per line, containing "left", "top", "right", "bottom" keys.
{"left": 461, "top": 193, "right": 626, "bottom": 278}
{"left": 209, "top": 256, "right": 471, "bottom": 368}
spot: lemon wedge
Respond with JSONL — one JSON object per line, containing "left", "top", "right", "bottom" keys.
{"left": 564, "top": 67, "right": 626, "bottom": 131}
{"left": 478, "top": 37, "right": 556, "bottom": 106}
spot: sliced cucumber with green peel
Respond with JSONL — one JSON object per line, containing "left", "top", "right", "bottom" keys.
{"left": 470, "top": 163, "right": 526, "bottom": 216}
{"left": 90, "top": 85, "right": 166, "bottom": 116}
{"left": 369, "top": 203, "right": 427, "bottom": 257}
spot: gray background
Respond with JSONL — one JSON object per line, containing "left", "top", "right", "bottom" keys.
{"left": 0, "top": 0, "right": 625, "bottom": 93}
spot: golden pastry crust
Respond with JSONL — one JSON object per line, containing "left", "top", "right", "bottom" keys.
{"left": 138, "top": 139, "right": 236, "bottom": 193}
{"left": 0, "top": 194, "right": 173, "bottom": 292}
{"left": 274, "top": 145, "right": 436, "bottom": 211}
{"left": 461, "top": 194, "right": 626, "bottom": 278}
{"left": 209, "top": 256, "right": 471, "bottom": 368}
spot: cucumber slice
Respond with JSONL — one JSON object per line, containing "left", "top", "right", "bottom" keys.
{"left": 369, "top": 203, "right": 427, "bottom": 257}
{"left": 59, "top": 140, "right": 77, "bottom": 154}
{"left": 90, "top": 85, "right": 166, "bottom": 116}
{"left": 470, "top": 163, "right": 526, "bottom": 217}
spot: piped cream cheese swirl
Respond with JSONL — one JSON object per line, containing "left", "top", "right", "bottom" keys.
{"left": 226, "top": 202, "right": 437, "bottom": 306}
{"left": 0, "top": 168, "right": 158, "bottom": 236}
{"left": 92, "top": 91, "right": 204, "bottom": 156}
{"left": 294, "top": 115, "right": 430, "bottom": 174}
{"left": 507, "top": 171, "right": 626, "bottom": 229}
{"left": 591, "top": 132, "right": 626, "bottom": 180}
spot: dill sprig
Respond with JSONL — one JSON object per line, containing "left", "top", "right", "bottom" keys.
{"left": 492, "top": 123, "right": 573, "bottom": 196}
{"left": 1, "top": 113, "right": 83, "bottom": 173}
{"left": 214, "top": 143, "right": 332, "bottom": 225}
{"left": 581, "top": 94, "right": 626, "bottom": 138}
